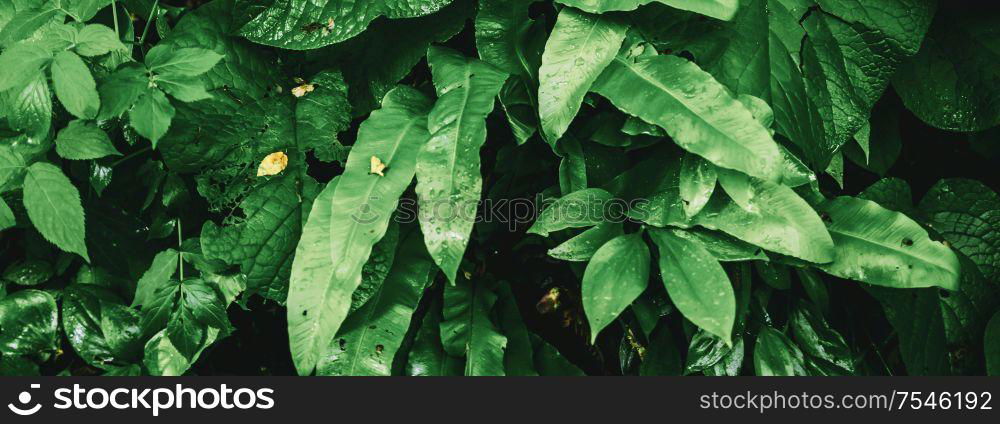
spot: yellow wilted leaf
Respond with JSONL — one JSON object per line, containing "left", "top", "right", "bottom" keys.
{"left": 257, "top": 152, "right": 289, "bottom": 176}
{"left": 291, "top": 81, "right": 315, "bottom": 97}
{"left": 369, "top": 155, "right": 387, "bottom": 176}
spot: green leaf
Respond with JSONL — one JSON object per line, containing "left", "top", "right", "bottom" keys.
{"left": 23, "top": 162, "right": 89, "bottom": 261}
{"left": 54, "top": 120, "right": 120, "bottom": 160}
{"left": 557, "top": 0, "right": 737, "bottom": 20}
{"left": 0, "top": 198, "right": 14, "bottom": 231}
{"left": 474, "top": 0, "right": 534, "bottom": 75}
{"left": 143, "top": 327, "right": 219, "bottom": 376}
{"left": 415, "top": 46, "right": 507, "bottom": 284}
{"left": 0, "top": 145, "right": 27, "bottom": 189}
{"left": 817, "top": 196, "right": 960, "bottom": 290}
{"left": 441, "top": 276, "right": 508, "bottom": 376}
{"left": 239, "top": 0, "right": 455, "bottom": 50}
{"left": 295, "top": 70, "right": 352, "bottom": 162}
{"left": 918, "top": 179, "right": 1000, "bottom": 282}
{"left": 97, "top": 64, "right": 148, "bottom": 120}
{"left": 753, "top": 326, "right": 807, "bottom": 376}
{"left": 548, "top": 221, "right": 623, "bottom": 262}
{"left": 201, "top": 174, "right": 318, "bottom": 303}
{"left": 133, "top": 249, "right": 179, "bottom": 308}
{"left": 0, "top": 290, "right": 58, "bottom": 357}
{"left": 986, "top": 312, "right": 1000, "bottom": 376}
{"left": 406, "top": 299, "right": 464, "bottom": 376}
{"left": 352, "top": 221, "right": 401, "bottom": 313}
{"left": 581, "top": 232, "right": 649, "bottom": 343}
{"left": 639, "top": 320, "right": 682, "bottom": 376}
{"left": 678, "top": 152, "right": 716, "bottom": 217}
{"left": 157, "top": 76, "right": 212, "bottom": 103}
{"left": 693, "top": 179, "right": 834, "bottom": 263}
{"left": 538, "top": 7, "right": 627, "bottom": 142}
{"left": 181, "top": 279, "right": 229, "bottom": 329}
{"left": 592, "top": 53, "right": 782, "bottom": 181}
{"left": 6, "top": 71, "right": 52, "bottom": 141}
{"left": 528, "top": 188, "right": 613, "bottom": 236}
{"left": 668, "top": 227, "right": 767, "bottom": 262}
{"left": 145, "top": 46, "right": 224, "bottom": 78}
{"left": 0, "top": 3, "right": 63, "bottom": 48}
{"left": 318, "top": 230, "right": 435, "bottom": 376}
{"left": 51, "top": 50, "right": 100, "bottom": 119}
{"left": 2, "top": 260, "right": 53, "bottom": 286}
{"left": 893, "top": 8, "right": 999, "bottom": 132}
{"left": 129, "top": 89, "right": 175, "bottom": 145}
{"left": 287, "top": 86, "right": 432, "bottom": 375}
{"left": 0, "top": 43, "right": 51, "bottom": 91}
{"left": 649, "top": 228, "right": 734, "bottom": 344}
{"left": 789, "top": 301, "right": 854, "bottom": 375}
{"left": 75, "top": 24, "right": 125, "bottom": 57}
{"left": 62, "top": 285, "right": 142, "bottom": 369}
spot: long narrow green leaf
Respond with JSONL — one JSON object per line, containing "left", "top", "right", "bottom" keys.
{"left": 287, "top": 86, "right": 433, "bottom": 376}
{"left": 317, "top": 229, "right": 436, "bottom": 376}
{"left": 416, "top": 46, "right": 508, "bottom": 284}
{"left": 538, "top": 7, "right": 627, "bottom": 143}
{"left": 592, "top": 53, "right": 782, "bottom": 181}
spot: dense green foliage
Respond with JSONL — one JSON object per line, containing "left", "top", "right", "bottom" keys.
{"left": 0, "top": 0, "right": 998, "bottom": 376}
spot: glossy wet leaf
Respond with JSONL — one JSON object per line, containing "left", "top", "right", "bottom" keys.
{"left": 416, "top": 46, "right": 508, "bottom": 284}
{"left": 0, "top": 290, "right": 58, "bottom": 357}
{"left": 440, "top": 276, "right": 508, "bottom": 376}
{"left": 649, "top": 228, "right": 734, "bottom": 344}
{"left": 548, "top": 221, "right": 623, "bottom": 262}
{"left": 318, "top": 230, "right": 436, "bottom": 376}
{"left": 581, "top": 233, "right": 649, "bottom": 343}
{"left": 817, "top": 196, "right": 960, "bottom": 290}
{"left": 528, "top": 188, "right": 614, "bottom": 236}
{"left": 753, "top": 326, "right": 807, "bottom": 376}
{"left": 592, "top": 53, "right": 782, "bottom": 181}
{"left": 288, "top": 86, "right": 432, "bottom": 375}
{"left": 538, "top": 7, "right": 627, "bottom": 142}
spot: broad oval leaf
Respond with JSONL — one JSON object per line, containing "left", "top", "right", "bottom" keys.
{"left": 416, "top": 46, "right": 508, "bottom": 284}
{"left": 649, "top": 228, "right": 734, "bottom": 344}
{"left": 51, "top": 50, "right": 100, "bottom": 119}
{"left": 538, "top": 7, "right": 627, "bottom": 142}
{"left": 287, "top": 86, "right": 433, "bottom": 375}
{"left": 0, "top": 290, "right": 58, "bottom": 357}
{"left": 592, "top": 53, "right": 782, "bottom": 181}
{"left": 54, "top": 120, "right": 121, "bottom": 160}
{"left": 817, "top": 196, "right": 960, "bottom": 290}
{"left": 678, "top": 152, "right": 716, "bottom": 217}
{"left": 23, "top": 163, "right": 89, "bottom": 261}
{"left": 581, "top": 232, "right": 650, "bottom": 343}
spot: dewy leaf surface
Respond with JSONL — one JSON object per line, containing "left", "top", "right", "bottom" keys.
{"left": 592, "top": 53, "right": 782, "bottom": 181}
{"left": 441, "top": 277, "right": 508, "bottom": 376}
{"left": 649, "top": 229, "right": 734, "bottom": 344}
{"left": 581, "top": 232, "right": 649, "bottom": 343}
{"left": 240, "top": 0, "right": 454, "bottom": 50}
{"left": 557, "top": 0, "right": 738, "bottom": 20}
{"left": 538, "top": 7, "right": 627, "bottom": 142}
{"left": 817, "top": 196, "right": 960, "bottom": 290}
{"left": 416, "top": 46, "right": 507, "bottom": 284}
{"left": 287, "top": 86, "right": 433, "bottom": 375}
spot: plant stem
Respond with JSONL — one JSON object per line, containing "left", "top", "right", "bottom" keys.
{"left": 111, "top": 0, "right": 119, "bottom": 37}
{"left": 138, "top": 0, "right": 160, "bottom": 46}
{"left": 109, "top": 146, "right": 152, "bottom": 168}
{"left": 177, "top": 218, "right": 184, "bottom": 281}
